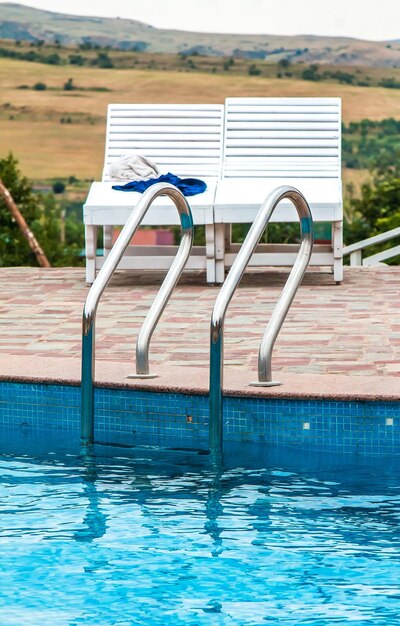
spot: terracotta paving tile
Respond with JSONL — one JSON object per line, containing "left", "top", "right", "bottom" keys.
{"left": 0, "top": 267, "right": 398, "bottom": 393}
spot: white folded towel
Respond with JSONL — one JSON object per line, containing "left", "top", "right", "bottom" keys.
{"left": 109, "top": 153, "right": 161, "bottom": 182}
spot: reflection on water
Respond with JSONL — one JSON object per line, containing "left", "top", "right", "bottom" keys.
{"left": 73, "top": 448, "right": 107, "bottom": 543}
{"left": 0, "top": 430, "right": 400, "bottom": 625}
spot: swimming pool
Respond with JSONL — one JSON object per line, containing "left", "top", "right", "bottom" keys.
{"left": 2, "top": 429, "right": 400, "bottom": 625}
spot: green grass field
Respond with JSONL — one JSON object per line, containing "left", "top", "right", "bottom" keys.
{"left": 1, "top": 57, "right": 399, "bottom": 182}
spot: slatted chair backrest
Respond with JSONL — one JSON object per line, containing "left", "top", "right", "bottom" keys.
{"left": 103, "top": 103, "right": 225, "bottom": 181}
{"left": 223, "top": 97, "right": 341, "bottom": 179}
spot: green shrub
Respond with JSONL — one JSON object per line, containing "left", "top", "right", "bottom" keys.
{"left": 45, "top": 53, "right": 61, "bottom": 65}
{"left": 52, "top": 181, "right": 66, "bottom": 194}
{"left": 379, "top": 78, "right": 400, "bottom": 89}
{"left": 95, "top": 52, "right": 114, "bottom": 68}
{"left": 248, "top": 64, "right": 261, "bottom": 76}
{"left": 302, "top": 66, "right": 320, "bottom": 81}
{"left": 69, "top": 54, "right": 85, "bottom": 66}
{"left": 223, "top": 58, "right": 234, "bottom": 71}
{"left": 63, "top": 78, "right": 75, "bottom": 91}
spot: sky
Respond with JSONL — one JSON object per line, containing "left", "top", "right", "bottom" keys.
{"left": 0, "top": 0, "right": 399, "bottom": 41}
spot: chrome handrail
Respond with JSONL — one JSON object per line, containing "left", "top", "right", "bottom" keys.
{"left": 81, "top": 183, "right": 194, "bottom": 444}
{"left": 209, "top": 186, "right": 313, "bottom": 452}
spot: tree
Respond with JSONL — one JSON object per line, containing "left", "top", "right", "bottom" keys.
{"left": 0, "top": 179, "right": 50, "bottom": 267}
{"left": 0, "top": 154, "right": 84, "bottom": 267}
{"left": 0, "top": 154, "right": 43, "bottom": 266}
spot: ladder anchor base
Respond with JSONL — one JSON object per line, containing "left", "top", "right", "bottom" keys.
{"left": 249, "top": 380, "right": 282, "bottom": 387}
{"left": 127, "top": 373, "right": 159, "bottom": 379}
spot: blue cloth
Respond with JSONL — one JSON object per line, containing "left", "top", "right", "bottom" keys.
{"left": 112, "top": 173, "right": 207, "bottom": 197}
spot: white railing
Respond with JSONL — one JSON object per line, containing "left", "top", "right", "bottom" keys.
{"left": 343, "top": 227, "right": 400, "bottom": 266}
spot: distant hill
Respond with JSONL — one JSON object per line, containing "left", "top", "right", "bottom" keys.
{"left": 0, "top": 3, "right": 400, "bottom": 67}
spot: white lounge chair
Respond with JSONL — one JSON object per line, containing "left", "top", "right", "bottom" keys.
{"left": 83, "top": 103, "right": 224, "bottom": 284}
{"left": 214, "top": 97, "right": 343, "bottom": 283}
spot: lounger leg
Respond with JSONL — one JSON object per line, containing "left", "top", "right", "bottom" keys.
{"left": 103, "top": 225, "right": 113, "bottom": 258}
{"left": 215, "top": 223, "right": 225, "bottom": 284}
{"left": 205, "top": 224, "right": 216, "bottom": 284}
{"left": 85, "top": 225, "right": 98, "bottom": 284}
{"left": 224, "top": 224, "right": 232, "bottom": 251}
{"left": 332, "top": 220, "right": 343, "bottom": 283}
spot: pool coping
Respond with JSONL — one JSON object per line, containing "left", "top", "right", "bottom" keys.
{"left": 1, "top": 354, "right": 399, "bottom": 403}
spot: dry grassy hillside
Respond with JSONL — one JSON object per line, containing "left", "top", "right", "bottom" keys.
{"left": 1, "top": 3, "right": 400, "bottom": 67}
{"left": 1, "top": 58, "right": 399, "bottom": 181}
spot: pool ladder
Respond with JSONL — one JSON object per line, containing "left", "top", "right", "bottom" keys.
{"left": 81, "top": 183, "right": 194, "bottom": 444}
{"left": 81, "top": 185, "right": 313, "bottom": 452}
{"left": 209, "top": 186, "right": 313, "bottom": 453}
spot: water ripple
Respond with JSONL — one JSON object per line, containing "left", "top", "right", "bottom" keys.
{"left": 1, "top": 437, "right": 400, "bottom": 625}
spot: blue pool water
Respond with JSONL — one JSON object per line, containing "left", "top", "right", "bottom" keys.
{"left": 2, "top": 431, "right": 400, "bottom": 625}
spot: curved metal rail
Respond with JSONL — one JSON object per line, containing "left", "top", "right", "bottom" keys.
{"left": 81, "top": 183, "right": 194, "bottom": 444}
{"left": 209, "top": 186, "right": 313, "bottom": 452}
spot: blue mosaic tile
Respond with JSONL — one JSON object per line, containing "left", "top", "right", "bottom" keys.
{"left": 0, "top": 382, "right": 400, "bottom": 455}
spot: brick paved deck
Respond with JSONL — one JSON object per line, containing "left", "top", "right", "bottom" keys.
{"left": 0, "top": 266, "right": 399, "bottom": 400}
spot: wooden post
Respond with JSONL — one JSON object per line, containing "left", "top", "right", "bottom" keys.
{"left": 0, "top": 179, "right": 51, "bottom": 268}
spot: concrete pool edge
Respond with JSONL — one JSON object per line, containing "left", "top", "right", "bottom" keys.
{"left": 0, "top": 354, "right": 399, "bottom": 403}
